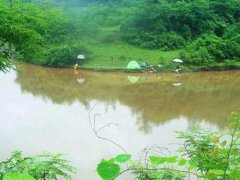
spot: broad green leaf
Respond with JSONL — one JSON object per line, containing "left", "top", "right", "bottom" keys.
{"left": 231, "top": 148, "right": 239, "bottom": 155}
{"left": 220, "top": 140, "right": 227, "bottom": 147}
{"left": 188, "top": 161, "right": 197, "bottom": 171}
{"left": 178, "top": 159, "right": 187, "bottom": 166}
{"left": 97, "top": 162, "right": 120, "bottom": 180}
{"left": 209, "top": 169, "right": 225, "bottom": 176}
{"left": 108, "top": 158, "right": 115, "bottom": 163}
{"left": 166, "top": 156, "right": 178, "bottom": 163}
{"left": 149, "top": 156, "right": 166, "bottom": 166}
{"left": 114, "top": 154, "right": 131, "bottom": 163}
{"left": 3, "top": 173, "right": 35, "bottom": 180}
{"left": 101, "top": 159, "right": 115, "bottom": 164}
{"left": 212, "top": 147, "right": 219, "bottom": 154}
{"left": 210, "top": 136, "right": 219, "bottom": 143}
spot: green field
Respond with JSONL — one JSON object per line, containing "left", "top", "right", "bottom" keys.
{"left": 80, "top": 40, "right": 180, "bottom": 71}
{"left": 76, "top": 37, "right": 240, "bottom": 72}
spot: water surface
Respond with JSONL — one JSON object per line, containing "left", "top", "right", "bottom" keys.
{"left": 1, "top": 63, "right": 240, "bottom": 179}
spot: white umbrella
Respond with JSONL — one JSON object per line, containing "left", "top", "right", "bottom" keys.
{"left": 77, "top": 54, "right": 86, "bottom": 60}
{"left": 172, "top": 59, "right": 183, "bottom": 63}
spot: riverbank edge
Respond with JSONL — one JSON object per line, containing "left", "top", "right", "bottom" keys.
{"left": 15, "top": 61, "right": 240, "bottom": 73}
{"left": 77, "top": 63, "right": 240, "bottom": 73}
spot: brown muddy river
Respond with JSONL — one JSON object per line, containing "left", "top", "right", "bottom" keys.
{"left": 1, "top": 63, "right": 240, "bottom": 179}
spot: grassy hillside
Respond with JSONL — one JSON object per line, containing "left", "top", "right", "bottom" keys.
{"left": 80, "top": 40, "right": 180, "bottom": 71}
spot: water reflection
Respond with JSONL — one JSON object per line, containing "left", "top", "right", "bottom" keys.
{"left": 172, "top": 82, "right": 183, "bottom": 87}
{"left": 14, "top": 63, "right": 240, "bottom": 132}
{"left": 128, "top": 76, "right": 139, "bottom": 83}
{"left": 74, "top": 69, "right": 85, "bottom": 84}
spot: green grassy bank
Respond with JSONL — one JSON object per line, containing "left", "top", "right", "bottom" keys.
{"left": 79, "top": 40, "right": 180, "bottom": 72}
{"left": 73, "top": 40, "right": 240, "bottom": 72}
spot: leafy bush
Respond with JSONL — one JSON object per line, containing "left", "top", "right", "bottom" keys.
{"left": 45, "top": 44, "right": 89, "bottom": 67}
{"left": 0, "top": 151, "right": 76, "bottom": 180}
{"left": 0, "top": 0, "right": 90, "bottom": 67}
{"left": 180, "top": 34, "right": 240, "bottom": 65}
{"left": 145, "top": 33, "right": 185, "bottom": 50}
{"left": 121, "top": 25, "right": 186, "bottom": 50}
{"left": 96, "top": 112, "right": 240, "bottom": 180}
{"left": 178, "top": 112, "right": 240, "bottom": 179}
{"left": 120, "top": 0, "right": 240, "bottom": 51}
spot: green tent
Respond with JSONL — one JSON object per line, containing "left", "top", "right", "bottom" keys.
{"left": 127, "top": 61, "right": 140, "bottom": 70}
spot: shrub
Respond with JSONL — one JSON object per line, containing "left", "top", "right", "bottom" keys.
{"left": 46, "top": 44, "right": 89, "bottom": 67}
{"left": 120, "top": 0, "right": 240, "bottom": 52}
{"left": 0, "top": 0, "right": 86, "bottom": 66}
{"left": 121, "top": 30, "right": 186, "bottom": 50}
{"left": 0, "top": 151, "right": 76, "bottom": 180}
{"left": 180, "top": 34, "right": 240, "bottom": 65}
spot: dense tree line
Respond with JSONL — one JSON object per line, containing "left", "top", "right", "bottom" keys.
{"left": 118, "top": 0, "right": 240, "bottom": 65}
{"left": 0, "top": 0, "right": 89, "bottom": 67}
{"left": 0, "top": 0, "right": 240, "bottom": 67}
{"left": 121, "top": 0, "right": 240, "bottom": 47}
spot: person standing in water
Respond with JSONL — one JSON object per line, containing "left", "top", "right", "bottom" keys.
{"left": 74, "top": 63, "right": 79, "bottom": 70}
{"left": 74, "top": 54, "right": 86, "bottom": 69}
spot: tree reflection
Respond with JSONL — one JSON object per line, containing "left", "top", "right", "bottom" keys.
{"left": 15, "top": 63, "right": 240, "bottom": 133}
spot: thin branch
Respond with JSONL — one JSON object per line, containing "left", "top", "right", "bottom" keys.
{"left": 223, "top": 117, "right": 239, "bottom": 179}
{"left": 88, "top": 103, "right": 127, "bottom": 153}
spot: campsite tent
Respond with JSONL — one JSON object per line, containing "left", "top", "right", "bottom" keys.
{"left": 127, "top": 61, "right": 140, "bottom": 70}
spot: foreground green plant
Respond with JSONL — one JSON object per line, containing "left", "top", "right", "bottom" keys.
{"left": 3, "top": 173, "right": 34, "bottom": 180}
{"left": 0, "top": 151, "right": 76, "bottom": 180}
{"left": 96, "top": 112, "right": 240, "bottom": 180}
{"left": 96, "top": 154, "right": 131, "bottom": 180}
{"left": 177, "top": 113, "right": 240, "bottom": 179}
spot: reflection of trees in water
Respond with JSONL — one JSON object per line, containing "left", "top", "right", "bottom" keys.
{"left": 136, "top": 114, "right": 153, "bottom": 134}
{"left": 15, "top": 64, "right": 240, "bottom": 133}
{"left": 124, "top": 77, "right": 239, "bottom": 132}
{"left": 15, "top": 64, "right": 120, "bottom": 107}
